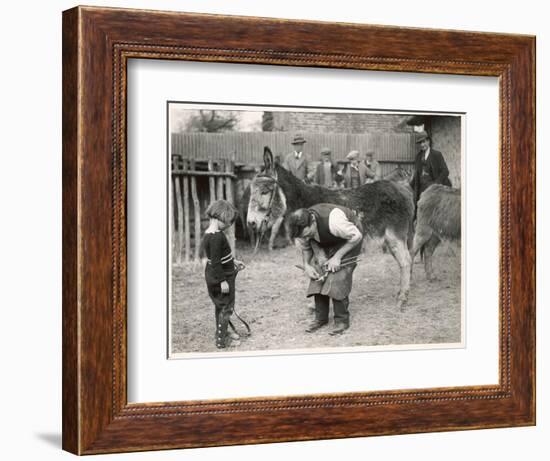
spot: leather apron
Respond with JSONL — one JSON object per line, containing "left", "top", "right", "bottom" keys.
{"left": 306, "top": 214, "right": 363, "bottom": 301}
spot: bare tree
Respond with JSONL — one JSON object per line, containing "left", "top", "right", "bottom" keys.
{"left": 185, "top": 110, "right": 240, "bottom": 133}
{"left": 262, "top": 111, "right": 274, "bottom": 131}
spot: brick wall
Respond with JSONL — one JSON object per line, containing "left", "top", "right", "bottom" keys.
{"left": 271, "top": 112, "right": 413, "bottom": 134}
{"left": 430, "top": 116, "right": 462, "bottom": 188}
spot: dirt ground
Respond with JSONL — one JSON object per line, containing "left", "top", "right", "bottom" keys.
{"left": 170, "top": 238, "right": 462, "bottom": 355}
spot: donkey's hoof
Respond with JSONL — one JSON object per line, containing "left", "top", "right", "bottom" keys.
{"left": 396, "top": 296, "right": 408, "bottom": 312}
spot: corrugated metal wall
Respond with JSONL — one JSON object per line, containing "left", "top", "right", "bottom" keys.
{"left": 430, "top": 117, "right": 462, "bottom": 188}
{"left": 171, "top": 132, "right": 416, "bottom": 173}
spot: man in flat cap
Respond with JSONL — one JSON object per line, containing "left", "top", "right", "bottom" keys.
{"left": 313, "top": 147, "right": 339, "bottom": 188}
{"left": 288, "top": 203, "right": 363, "bottom": 336}
{"left": 364, "top": 150, "right": 382, "bottom": 183}
{"left": 341, "top": 150, "right": 368, "bottom": 188}
{"left": 410, "top": 131, "right": 452, "bottom": 204}
{"left": 282, "top": 134, "right": 313, "bottom": 182}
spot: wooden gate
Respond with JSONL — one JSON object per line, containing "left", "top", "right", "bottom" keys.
{"left": 171, "top": 155, "right": 237, "bottom": 264}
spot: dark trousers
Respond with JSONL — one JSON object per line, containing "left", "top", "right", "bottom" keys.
{"left": 314, "top": 294, "right": 350, "bottom": 326}
{"left": 206, "top": 274, "right": 236, "bottom": 346}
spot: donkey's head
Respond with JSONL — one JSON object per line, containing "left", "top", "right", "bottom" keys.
{"left": 384, "top": 165, "right": 412, "bottom": 184}
{"left": 247, "top": 147, "right": 287, "bottom": 234}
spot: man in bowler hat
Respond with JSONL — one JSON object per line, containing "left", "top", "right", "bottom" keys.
{"left": 282, "top": 134, "right": 313, "bottom": 182}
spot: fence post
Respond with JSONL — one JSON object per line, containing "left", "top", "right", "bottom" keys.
{"left": 190, "top": 159, "right": 201, "bottom": 261}
{"left": 225, "top": 159, "right": 236, "bottom": 255}
{"left": 173, "top": 158, "right": 185, "bottom": 265}
{"left": 216, "top": 160, "right": 225, "bottom": 200}
{"left": 208, "top": 159, "right": 216, "bottom": 204}
{"left": 182, "top": 159, "right": 191, "bottom": 263}
{"left": 225, "top": 159, "right": 234, "bottom": 205}
{"left": 172, "top": 174, "right": 181, "bottom": 265}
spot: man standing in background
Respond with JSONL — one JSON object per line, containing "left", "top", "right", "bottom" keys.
{"left": 410, "top": 131, "right": 452, "bottom": 204}
{"left": 341, "top": 150, "right": 368, "bottom": 188}
{"left": 364, "top": 150, "right": 382, "bottom": 183}
{"left": 282, "top": 134, "right": 313, "bottom": 182}
{"left": 313, "top": 147, "right": 339, "bottom": 188}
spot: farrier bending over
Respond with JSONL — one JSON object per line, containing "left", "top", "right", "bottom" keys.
{"left": 288, "top": 203, "right": 363, "bottom": 336}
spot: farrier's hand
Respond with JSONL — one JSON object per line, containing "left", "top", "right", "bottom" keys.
{"left": 220, "top": 281, "right": 230, "bottom": 294}
{"left": 325, "top": 255, "right": 342, "bottom": 273}
{"left": 304, "top": 264, "right": 321, "bottom": 281}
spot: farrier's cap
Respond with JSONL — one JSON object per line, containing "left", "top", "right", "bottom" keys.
{"left": 346, "top": 150, "right": 360, "bottom": 161}
{"left": 320, "top": 147, "right": 332, "bottom": 156}
{"left": 291, "top": 134, "right": 307, "bottom": 144}
{"left": 415, "top": 131, "right": 429, "bottom": 143}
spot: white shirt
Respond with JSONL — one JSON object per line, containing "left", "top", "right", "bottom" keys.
{"left": 424, "top": 147, "right": 431, "bottom": 161}
{"left": 297, "top": 208, "right": 362, "bottom": 251}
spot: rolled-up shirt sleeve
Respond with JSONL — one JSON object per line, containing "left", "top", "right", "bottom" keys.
{"left": 328, "top": 208, "right": 362, "bottom": 244}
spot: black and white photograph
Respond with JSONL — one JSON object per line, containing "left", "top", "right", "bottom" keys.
{"left": 2, "top": 0, "right": 542, "bottom": 458}
{"left": 168, "top": 103, "right": 463, "bottom": 357}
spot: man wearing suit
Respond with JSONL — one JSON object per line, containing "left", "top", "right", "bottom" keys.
{"left": 410, "top": 131, "right": 452, "bottom": 204}
{"left": 313, "top": 147, "right": 339, "bottom": 188}
{"left": 282, "top": 134, "right": 313, "bottom": 182}
{"left": 341, "top": 150, "right": 368, "bottom": 188}
{"left": 364, "top": 150, "right": 382, "bottom": 183}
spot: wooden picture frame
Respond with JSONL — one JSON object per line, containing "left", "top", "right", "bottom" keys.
{"left": 62, "top": 6, "right": 535, "bottom": 455}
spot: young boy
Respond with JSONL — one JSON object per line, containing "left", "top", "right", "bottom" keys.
{"left": 201, "top": 200, "right": 245, "bottom": 348}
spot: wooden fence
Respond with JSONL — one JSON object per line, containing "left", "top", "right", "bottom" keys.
{"left": 170, "top": 131, "right": 417, "bottom": 263}
{"left": 171, "top": 131, "right": 416, "bottom": 167}
{"left": 171, "top": 156, "right": 236, "bottom": 264}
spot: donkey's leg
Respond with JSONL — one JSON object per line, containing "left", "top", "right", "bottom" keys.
{"left": 248, "top": 224, "right": 256, "bottom": 249}
{"left": 268, "top": 216, "right": 284, "bottom": 251}
{"left": 422, "top": 235, "right": 440, "bottom": 281}
{"left": 282, "top": 218, "right": 291, "bottom": 247}
{"left": 385, "top": 228, "right": 412, "bottom": 310}
{"left": 407, "top": 213, "right": 415, "bottom": 264}
{"left": 412, "top": 224, "right": 433, "bottom": 264}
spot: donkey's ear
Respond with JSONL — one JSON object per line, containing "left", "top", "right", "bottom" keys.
{"left": 263, "top": 146, "right": 274, "bottom": 174}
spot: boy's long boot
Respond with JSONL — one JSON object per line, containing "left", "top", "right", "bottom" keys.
{"left": 216, "top": 313, "right": 230, "bottom": 349}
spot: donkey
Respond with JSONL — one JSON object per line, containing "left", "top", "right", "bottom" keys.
{"left": 239, "top": 182, "right": 288, "bottom": 253}
{"left": 382, "top": 166, "right": 414, "bottom": 211}
{"left": 244, "top": 164, "right": 413, "bottom": 253}
{"left": 412, "top": 184, "right": 461, "bottom": 281}
{"left": 248, "top": 147, "right": 415, "bottom": 308}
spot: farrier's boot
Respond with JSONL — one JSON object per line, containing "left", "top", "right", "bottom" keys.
{"left": 329, "top": 321, "right": 349, "bottom": 336}
{"left": 331, "top": 297, "right": 350, "bottom": 336}
{"left": 305, "top": 318, "right": 329, "bottom": 333}
{"left": 307, "top": 294, "right": 330, "bottom": 333}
